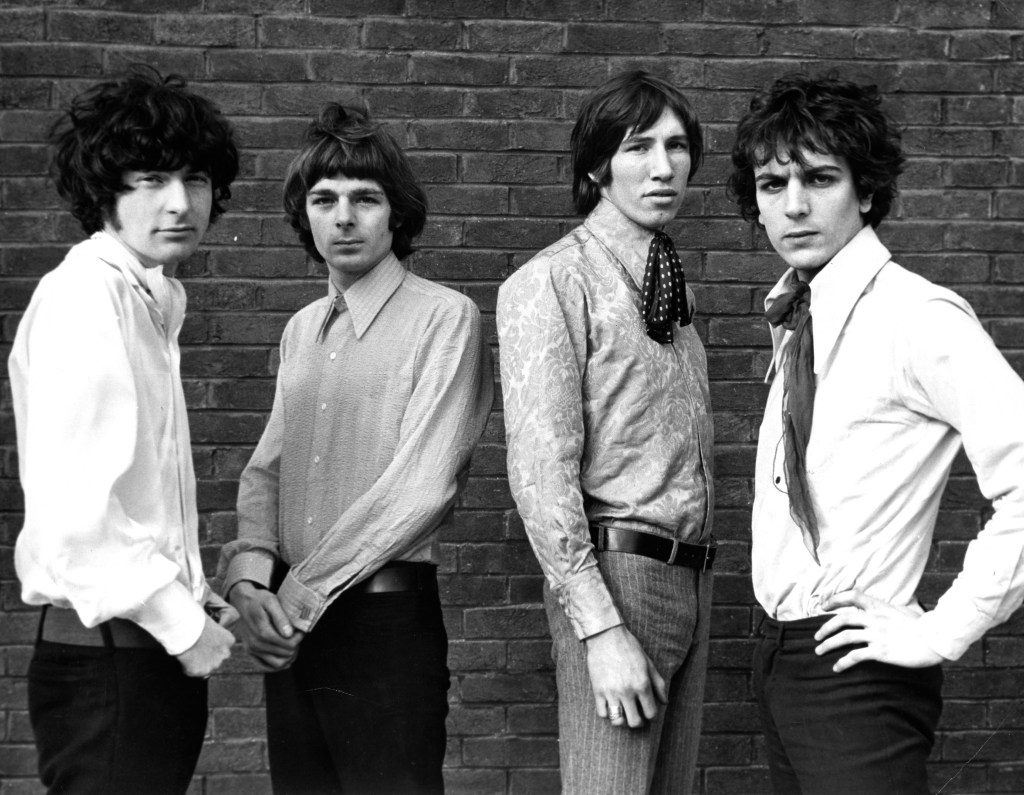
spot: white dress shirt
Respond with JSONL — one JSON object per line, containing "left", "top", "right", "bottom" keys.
{"left": 753, "top": 225, "right": 1024, "bottom": 661}
{"left": 10, "top": 231, "right": 209, "bottom": 655}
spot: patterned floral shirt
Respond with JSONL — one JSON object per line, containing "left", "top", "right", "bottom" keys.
{"left": 497, "top": 199, "right": 714, "bottom": 640}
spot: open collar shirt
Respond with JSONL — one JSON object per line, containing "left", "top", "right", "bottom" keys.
{"left": 220, "top": 253, "right": 493, "bottom": 632}
{"left": 753, "top": 225, "right": 1024, "bottom": 660}
{"left": 497, "top": 199, "right": 714, "bottom": 641}
{"left": 11, "top": 231, "right": 208, "bottom": 655}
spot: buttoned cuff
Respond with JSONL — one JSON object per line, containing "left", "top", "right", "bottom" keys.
{"left": 128, "top": 581, "right": 207, "bottom": 656}
{"left": 916, "top": 602, "right": 988, "bottom": 662}
{"left": 222, "top": 550, "right": 277, "bottom": 601}
{"left": 276, "top": 571, "right": 326, "bottom": 633}
{"left": 554, "top": 564, "right": 623, "bottom": 641}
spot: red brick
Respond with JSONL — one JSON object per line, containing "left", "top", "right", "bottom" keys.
{"left": 49, "top": 10, "right": 154, "bottom": 43}
{"left": 0, "top": 9, "right": 44, "bottom": 42}
{"left": 258, "top": 16, "right": 358, "bottom": 49}
{"left": 363, "top": 18, "right": 460, "bottom": 50}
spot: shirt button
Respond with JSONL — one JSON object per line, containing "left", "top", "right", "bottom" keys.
{"left": 321, "top": 403, "right": 327, "bottom": 410}
{"left": 329, "top": 352, "right": 337, "bottom": 360}
{"left": 306, "top": 516, "right": 313, "bottom": 525}
{"left": 314, "top": 455, "right": 320, "bottom": 463}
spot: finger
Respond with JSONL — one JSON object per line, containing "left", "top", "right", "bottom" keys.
{"left": 261, "top": 598, "right": 296, "bottom": 638}
{"left": 637, "top": 687, "right": 659, "bottom": 721}
{"left": 814, "top": 610, "right": 866, "bottom": 641}
{"left": 607, "top": 702, "right": 626, "bottom": 727}
{"left": 814, "top": 628, "right": 867, "bottom": 656}
{"left": 832, "top": 646, "right": 872, "bottom": 673}
{"left": 646, "top": 656, "right": 669, "bottom": 705}
{"left": 217, "top": 606, "right": 240, "bottom": 629}
{"left": 595, "top": 695, "right": 608, "bottom": 720}
{"left": 622, "top": 696, "right": 644, "bottom": 729}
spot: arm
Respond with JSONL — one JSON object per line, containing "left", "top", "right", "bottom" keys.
{"left": 816, "top": 297, "right": 1024, "bottom": 669}
{"left": 273, "top": 297, "right": 494, "bottom": 630}
{"left": 218, "top": 330, "right": 302, "bottom": 668}
{"left": 13, "top": 266, "right": 207, "bottom": 657}
{"left": 497, "top": 263, "right": 665, "bottom": 725}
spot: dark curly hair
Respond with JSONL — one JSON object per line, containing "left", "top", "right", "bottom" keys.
{"left": 50, "top": 66, "right": 238, "bottom": 234}
{"left": 571, "top": 70, "right": 703, "bottom": 216}
{"left": 728, "top": 73, "right": 905, "bottom": 229}
{"left": 283, "top": 103, "right": 427, "bottom": 262}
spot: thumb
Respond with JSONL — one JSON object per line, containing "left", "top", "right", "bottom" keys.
{"left": 645, "top": 653, "right": 669, "bottom": 704}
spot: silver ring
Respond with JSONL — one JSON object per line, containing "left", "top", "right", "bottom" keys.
{"left": 608, "top": 708, "right": 623, "bottom": 719}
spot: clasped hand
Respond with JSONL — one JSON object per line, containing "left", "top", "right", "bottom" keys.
{"left": 228, "top": 581, "right": 305, "bottom": 672}
{"left": 814, "top": 590, "right": 944, "bottom": 672}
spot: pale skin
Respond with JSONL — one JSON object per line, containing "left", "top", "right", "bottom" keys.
{"left": 583, "top": 109, "right": 690, "bottom": 728}
{"left": 177, "top": 592, "right": 240, "bottom": 678}
{"left": 228, "top": 582, "right": 304, "bottom": 672}
{"left": 754, "top": 149, "right": 946, "bottom": 674}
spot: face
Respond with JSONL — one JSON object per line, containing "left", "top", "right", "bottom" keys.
{"left": 305, "top": 175, "right": 394, "bottom": 291}
{"left": 754, "top": 148, "right": 872, "bottom": 280}
{"left": 104, "top": 167, "right": 213, "bottom": 269}
{"left": 597, "top": 107, "right": 691, "bottom": 230}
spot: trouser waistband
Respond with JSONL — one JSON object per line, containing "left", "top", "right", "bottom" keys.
{"left": 758, "top": 614, "right": 835, "bottom": 644}
{"left": 37, "top": 605, "right": 162, "bottom": 649}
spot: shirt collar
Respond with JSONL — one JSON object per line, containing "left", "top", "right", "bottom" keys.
{"left": 89, "top": 230, "right": 183, "bottom": 330}
{"left": 583, "top": 198, "right": 659, "bottom": 290}
{"left": 763, "top": 224, "right": 891, "bottom": 380}
{"left": 317, "top": 251, "right": 406, "bottom": 341}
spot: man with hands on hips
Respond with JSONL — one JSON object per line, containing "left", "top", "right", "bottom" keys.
{"left": 498, "top": 70, "right": 715, "bottom": 795}
{"left": 729, "top": 73, "right": 1024, "bottom": 794}
{"left": 10, "top": 68, "right": 240, "bottom": 794}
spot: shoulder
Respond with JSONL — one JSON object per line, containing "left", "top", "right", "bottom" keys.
{"left": 281, "top": 294, "right": 333, "bottom": 339}
{"left": 499, "top": 225, "right": 591, "bottom": 306}
{"left": 31, "top": 239, "right": 130, "bottom": 310}
{"left": 398, "top": 271, "right": 481, "bottom": 329}
{"left": 876, "top": 261, "right": 975, "bottom": 321}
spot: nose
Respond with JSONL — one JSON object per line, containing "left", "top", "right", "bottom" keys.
{"left": 784, "top": 180, "right": 809, "bottom": 218}
{"left": 333, "top": 198, "right": 354, "bottom": 227}
{"left": 649, "top": 143, "right": 673, "bottom": 180}
{"left": 165, "top": 177, "right": 191, "bottom": 214}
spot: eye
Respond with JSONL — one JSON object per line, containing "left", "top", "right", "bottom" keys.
{"left": 187, "top": 172, "right": 211, "bottom": 185}
{"left": 669, "top": 139, "right": 689, "bottom": 152}
{"left": 355, "top": 195, "right": 381, "bottom": 205}
{"left": 809, "top": 173, "right": 835, "bottom": 186}
{"left": 308, "top": 195, "right": 334, "bottom": 207}
{"left": 757, "top": 179, "right": 784, "bottom": 193}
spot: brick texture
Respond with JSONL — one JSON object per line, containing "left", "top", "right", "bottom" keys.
{"left": 1, "top": 3, "right": 1023, "bottom": 793}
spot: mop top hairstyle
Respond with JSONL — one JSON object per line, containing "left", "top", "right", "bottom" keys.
{"left": 283, "top": 103, "right": 427, "bottom": 262}
{"left": 728, "top": 72, "right": 905, "bottom": 229}
{"left": 571, "top": 69, "right": 704, "bottom": 216}
{"left": 50, "top": 66, "right": 239, "bottom": 235}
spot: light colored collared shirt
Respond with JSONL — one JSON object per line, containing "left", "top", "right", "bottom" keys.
{"left": 219, "top": 253, "right": 493, "bottom": 632}
{"left": 497, "top": 199, "right": 714, "bottom": 641}
{"left": 11, "top": 231, "right": 208, "bottom": 655}
{"left": 754, "top": 225, "right": 1024, "bottom": 660}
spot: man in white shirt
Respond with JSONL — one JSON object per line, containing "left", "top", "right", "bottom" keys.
{"left": 10, "top": 69, "right": 239, "bottom": 794}
{"left": 728, "top": 73, "right": 1024, "bottom": 795}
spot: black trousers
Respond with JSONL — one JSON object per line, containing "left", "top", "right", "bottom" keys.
{"left": 265, "top": 585, "right": 450, "bottom": 794}
{"left": 28, "top": 636, "right": 207, "bottom": 794}
{"left": 753, "top": 614, "right": 943, "bottom": 795}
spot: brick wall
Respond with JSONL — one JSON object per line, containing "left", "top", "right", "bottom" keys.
{"left": 2, "top": 2, "right": 1023, "bottom": 793}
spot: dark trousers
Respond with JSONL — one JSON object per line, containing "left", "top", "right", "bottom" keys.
{"left": 753, "top": 614, "right": 943, "bottom": 795}
{"left": 265, "top": 585, "right": 450, "bottom": 794}
{"left": 28, "top": 631, "right": 207, "bottom": 794}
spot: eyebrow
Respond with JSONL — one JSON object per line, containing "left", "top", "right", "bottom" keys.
{"left": 307, "top": 186, "right": 386, "bottom": 198}
{"left": 621, "top": 130, "right": 688, "bottom": 145}
{"left": 754, "top": 163, "right": 842, "bottom": 182}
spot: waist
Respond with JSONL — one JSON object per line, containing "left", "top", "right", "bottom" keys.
{"left": 353, "top": 561, "right": 438, "bottom": 595}
{"left": 758, "top": 613, "right": 834, "bottom": 644}
{"left": 37, "top": 606, "right": 163, "bottom": 649}
{"left": 589, "top": 524, "right": 715, "bottom": 572}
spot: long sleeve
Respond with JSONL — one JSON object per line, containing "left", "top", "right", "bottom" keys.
{"left": 497, "top": 263, "right": 623, "bottom": 640}
{"left": 904, "top": 298, "right": 1024, "bottom": 660}
{"left": 274, "top": 298, "right": 493, "bottom": 630}
{"left": 218, "top": 338, "right": 287, "bottom": 596}
{"left": 12, "top": 257, "right": 205, "bottom": 655}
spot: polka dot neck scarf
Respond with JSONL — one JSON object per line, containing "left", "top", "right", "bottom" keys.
{"left": 641, "top": 230, "right": 691, "bottom": 344}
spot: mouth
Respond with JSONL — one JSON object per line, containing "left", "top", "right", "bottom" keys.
{"left": 160, "top": 226, "right": 195, "bottom": 234}
{"left": 332, "top": 239, "right": 362, "bottom": 246}
{"left": 784, "top": 230, "right": 817, "bottom": 240}
{"left": 645, "top": 190, "right": 678, "bottom": 199}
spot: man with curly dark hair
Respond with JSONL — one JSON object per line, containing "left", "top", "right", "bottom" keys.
{"left": 9, "top": 67, "right": 240, "bottom": 794}
{"left": 219, "top": 103, "right": 493, "bottom": 794}
{"left": 730, "top": 73, "right": 1024, "bottom": 794}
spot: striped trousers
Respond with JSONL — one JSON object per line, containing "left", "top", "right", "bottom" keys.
{"left": 545, "top": 550, "right": 713, "bottom": 795}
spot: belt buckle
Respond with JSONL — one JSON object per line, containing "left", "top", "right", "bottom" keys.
{"left": 666, "top": 538, "right": 679, "bottom": 566}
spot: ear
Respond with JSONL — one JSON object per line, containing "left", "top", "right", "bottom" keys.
{"left": 859, "top": 193, "right": 873, "bottom": 216}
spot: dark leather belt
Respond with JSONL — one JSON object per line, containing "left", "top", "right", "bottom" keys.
{"left": 352, "top": 562, "right": 438, "bottom": 595}
{"left": 589, "top": 524, "right": 715, "bottom": 572}
{"left": 38, "top": 605, "right": 162, "bottom": 649}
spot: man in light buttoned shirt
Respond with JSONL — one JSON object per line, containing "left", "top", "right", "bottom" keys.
{"left": 498, "top": 71, "right": 715, "bottom": 795}
{"left": 219, "top": 103, "right": 493, "bottom": 794}
{"left": 10, "top": 69, "right": 239, "bottom": 793}
{"left": 729, "top": 73, "right": 1024, "bottom": 794}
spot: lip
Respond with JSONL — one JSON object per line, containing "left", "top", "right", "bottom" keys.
{"left": 159, "top": 226, "right": 195, "bottom": 234}
{"left": 784, "top": 230, "right": 818, "bottom": 240}
{"left": 645, "top": 190, "right": 678, "bottom": 198}
{"left": 331, "top": 239, "right": 362, "bottom": 246}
